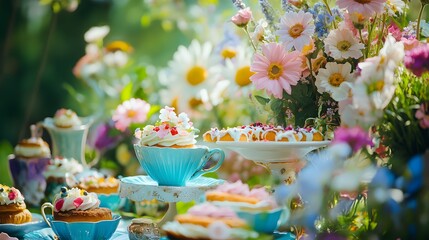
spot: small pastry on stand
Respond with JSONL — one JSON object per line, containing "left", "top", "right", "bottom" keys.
{"left": 8, "top": 124, "right": 51, "bottom": 206}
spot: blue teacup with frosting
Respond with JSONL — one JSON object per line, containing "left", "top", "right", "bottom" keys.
{"left": 134, "top": 106, "right": 225, "bottom": 186}
{"left": 41, "top": 187, "right": 120, "bottom": 240}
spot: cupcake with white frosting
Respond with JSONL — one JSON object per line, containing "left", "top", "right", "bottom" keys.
{"left": 43, "top": 157, "right": 83, "bottom": 202}
{"left": 53, "top": 109, "right": 82, "bottom": 128}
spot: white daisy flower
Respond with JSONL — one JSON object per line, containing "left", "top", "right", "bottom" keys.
{"left": 84, "top": 25, "right": 110, "bottom": 43}
{"left": 353, "top": 56, "right": 396, "bottom": 110}
{"left": 251, "top": 19, "right": 275, "bottom": 44}
{"left": 339, "top": 100, "right": 383, "bottom": 128}
{"left": 276, "top": 11, "right": 316, "bottom": 52}
{"left": 378, "top": 34, "right": 405, "bottom": 68}
{"left": 222, "top": 44, "right": 254, "bottom": 97}
{"left": 324, "top": 27, "right": 364, "bottom": 60}
{"left": 385, "top": 0, "right": 406, "bottom": 17}
{"left": 315, "top": 62, "right": 353, "bottom": 101}
{"left": 159, "top": 40, "right": 222, "bottom": 113}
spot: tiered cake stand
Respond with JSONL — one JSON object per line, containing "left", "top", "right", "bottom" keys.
{"left": 216, "top": 141, "right": 330, "bottom": 184}
{"left": 119, "top": 175, "right": 224, "bottom": 240}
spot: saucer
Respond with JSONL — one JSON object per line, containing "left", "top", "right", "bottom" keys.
{"left": 119, "top": 176, "right": 224, "bottom": 202}
{"left": 0, "top": 213, "right": 48, "bottom": 238}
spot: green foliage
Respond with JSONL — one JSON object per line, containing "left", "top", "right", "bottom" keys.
{"left": 379, "top": 70, "right": 429, "bottom": 163}
{"left": 0, "top": 141, "right": 14, "bottom": 186}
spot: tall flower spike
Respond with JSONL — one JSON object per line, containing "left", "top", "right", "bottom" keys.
{"left": 231, "top": 0, "right": 246, "bottom": 9}
{"left": 259, "top": 0, "right": 277, "bottom": 27}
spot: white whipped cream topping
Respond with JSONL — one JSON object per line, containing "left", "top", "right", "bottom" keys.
{"left": 14, "top": 138, "right": 51, "bottom": 158}
{"left": 44, "top": 158, "right": 84, "bottom": 178}
{"left": 54, "top": 188, "right": 100, "bottom": 212}
{"left": 0, "top": 186, "right": 25, "bottom": 205}
{"left": 162, "top": 221, "right": 258, "bottom": 240}
{"left": 53, "top": 109, "right": 82, "bottom": 127}
{"left": 135, "top": 107, "right": 198, "bottom": 147}
{"left": 138, "top": 125, "right": 197, "bottom": 146}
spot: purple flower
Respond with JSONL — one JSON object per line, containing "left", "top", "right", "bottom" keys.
{"left": 92, "top": 123, "right": 122, "bottom": 152}
{"left": 404, "top": 44, "right": 429, "bottom": 77}
{"left": 332, "top": 126, "right": 373, "bottom": 152}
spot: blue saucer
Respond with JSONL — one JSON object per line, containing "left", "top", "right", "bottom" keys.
{"left": 0, "top": 213, "right": 48, "bottom": 238}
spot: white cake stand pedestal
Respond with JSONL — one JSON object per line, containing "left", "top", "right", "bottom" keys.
{"left": 216, "top": 141, "right": 329, "bottom": 184}
{"left": 119, "top": 175, "right": 224, "bottom": 240}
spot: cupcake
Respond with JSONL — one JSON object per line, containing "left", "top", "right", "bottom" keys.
{"left": 133, "top": 106, "right": 224, "bottom": 186}
{"left": 52, "top": 187, "right": 111, "bottom": 222}
{"left": 205, "top": 180, "right": 277, "bottom": 211}
{"left": 77, "top": 175, "right": 119, "bottom": 194}
{"left": 206, "top": 181, "right": 284, "bottom": 233}
{"left": 53, "top": 108, "right": 82, "bottom": 128}
{"left": 43, "top": 157, "right": 83, "bottom": 202}
{"left": 0, "top": 185, "right": 32, "bottom": 224}
{"left": 8, "top": 125, "right": 51, "bottom": 206}
{"left": 162, "top": 202, "right": 258, "bottom": 240}
{"left": 134, "top": 106, "right": 198, "bottom": 148}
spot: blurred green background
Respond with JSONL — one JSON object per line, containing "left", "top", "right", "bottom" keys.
{"left": 0, "top": 0, "right": 227, "bottom": 147}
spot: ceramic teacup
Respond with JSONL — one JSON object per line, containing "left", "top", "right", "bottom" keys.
{"left": 41, "top": 202, "right": 121, "bottom": 240}
{"left": 134, "top": 145, "right": 225, "bottom": 186}
{"left": 236, "top": 208, "right": 289, "bottom": 233}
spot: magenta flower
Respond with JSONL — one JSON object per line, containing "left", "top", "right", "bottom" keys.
{"left": 250, "top": 43, "right": 302, "bottom": 98}
{"left": 336, "top": 0, "right": 386, "bottom": 17}
{"left": 91, "top": 123, "right": 122, "bottom": 151}
{"left": 112, "top": 98, "right": 151, "bottom": 132}
{"left": 415, "top": 103, "right": 429, "bottom": 129}
{"left": 404, "top": 44, "right": 429, "bottom": 77}
{"left": 231, "top": 7, "right": 252, "bottom": 27}
{"left": 332, "top": 126, "right": 373, "bottom": 152}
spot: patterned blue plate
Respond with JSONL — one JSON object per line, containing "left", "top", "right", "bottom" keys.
{"left": 0, "top": 213, "right": 48, "bottom": 238}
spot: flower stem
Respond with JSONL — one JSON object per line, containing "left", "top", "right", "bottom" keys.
{"left": 376, "top": 14, "right": 387, "bottom": 54}
{"left": 358, "top": 28, "right": 366, "bottom": 59}
{"left": 243, "top": 26, "right": 257, "bottom": 51}
{"left": 416, "top": 3, "right": 426, "bottom": 41}
{"left": 322, "top": 0, "right": 337, "bottom": 29}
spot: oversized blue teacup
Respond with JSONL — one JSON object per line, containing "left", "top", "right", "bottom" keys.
{"left": 134, "top": 145, "right": 225, "bottom": 186}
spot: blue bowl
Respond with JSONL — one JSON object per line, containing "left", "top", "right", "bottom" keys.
{"left": 47, "top": 214, "right": 121, "bottom": 240}
{"left": 98, "top": 194, "right": 123, "bottom": 211}
{"left": 237, "top": 208, "right": 283, "bottom": 233}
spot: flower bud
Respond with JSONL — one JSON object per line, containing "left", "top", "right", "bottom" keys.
{"left": 231, "top": 7, "right": 252, "bottom": 27}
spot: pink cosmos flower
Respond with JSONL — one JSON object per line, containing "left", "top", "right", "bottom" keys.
{"left": 332, "top": 126, "right": 373, "bottom": 152}
{"left": 337, "top": 0, "right": 386, "bottom": 17}
{"left": 415, "top": 103, "right": 429, "bottom": 129}
{"left": 250, "top": 43, "right": 302, "bottom": 98}
{"left": 231, "top": 7, "right": 252, "bottom": 27}
{"left": 112, "top": 98, "right": 151, "bottom": 132}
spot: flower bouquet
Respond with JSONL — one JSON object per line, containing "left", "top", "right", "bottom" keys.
{"left": 229, "top": 0, "right": 427, "bottom": 136}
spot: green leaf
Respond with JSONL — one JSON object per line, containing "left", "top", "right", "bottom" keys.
{"left": 177, "top": 201, "right": 195, "bottom": 214}
{"left": 121, "top": 82, "right": 133, "bottom": 101}
{"left": 420, "top": 20, "right": 429, "bottom": 38}
{"left": 254, "top": 95, "right": 270, "bottom": 105}
{"left": 0, "top": 141, "right": 14, "bottom": 186}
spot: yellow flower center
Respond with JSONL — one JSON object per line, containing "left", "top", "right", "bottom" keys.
{"left": 186, "top": 66, "right": 207, "bottom": 86}
{"left": 288, "top": 24, "right": 304, "bottom": 38}
{"left": 328, "top": 73, "right": 345, "bottom": 87}
{"left": 171, "top": 97, "right": 179, "bottom": 111}
{"left": 127, "top": 110, "right": 137, "bottom": 118}
{"left": 221, "top": 48, "right": 237, "bottom": 59}
{"left": 354, "top": 0, "right": 372, "bottom": 4}
{"left": 106, "top": 41, "right": 133, "bottom": 53}
{"left": 235, "top": 66, "right": 254, "bottom": 87}
{"left": 189, "top": 97, "right": 203, "bottom": 109}
{"left": 337, "top": 40, "right": 352, "bottom": 52}
{"left": 268, "top": 63, "right": 283, "bottom": 80}
{"left": 368, "top": 80, "right": 385, "bottom": 92}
